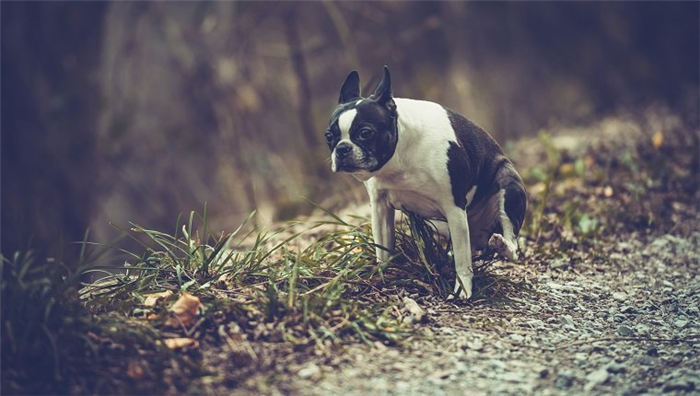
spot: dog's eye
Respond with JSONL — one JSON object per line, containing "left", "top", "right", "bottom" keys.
{"left": 358, "top": 128, "right": 374, "bottom": 140}
{"left": 324, "top": 131, "right": 334, "bottom": 143}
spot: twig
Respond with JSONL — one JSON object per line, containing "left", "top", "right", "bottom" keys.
{"left": 556, "top": 335, "right": 700, "bottom": 349}
{"left": 503, "top": 335, "right": 700, "bottom": 352}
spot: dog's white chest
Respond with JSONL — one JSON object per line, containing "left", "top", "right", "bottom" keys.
{"left": 386, "top": 189, "right": 444, "bottom": 220}
{"left": 367, "top": 172, "right": 447, "bottom": 220}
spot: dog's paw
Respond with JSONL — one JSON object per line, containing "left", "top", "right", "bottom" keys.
{"left": 449, "top": 278, "right": 473, "bottom": 300}
{"left": 488, "top": 234, "right": 519, "bottom": 261}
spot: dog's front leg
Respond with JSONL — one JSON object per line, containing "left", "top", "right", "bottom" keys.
{"left": 371, "top": 197, "right": 395, "bottom": 262}
{"left": 444, "top": 206, "right": 473, "bottom": 299}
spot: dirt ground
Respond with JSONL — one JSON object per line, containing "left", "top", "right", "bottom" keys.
{"left": 195, "top": 111, "right": 699, "bottom": 396}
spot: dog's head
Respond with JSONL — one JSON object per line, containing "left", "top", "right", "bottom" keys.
{"left": 325, "top": 66, "right": 398, "bottom": 179}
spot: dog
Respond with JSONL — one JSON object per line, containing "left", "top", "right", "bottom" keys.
{"left": 324, "top": 66, "right": 527, "bottom": 299}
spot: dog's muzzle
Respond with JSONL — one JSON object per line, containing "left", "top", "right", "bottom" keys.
{"left": 335, "top": 141, "right": 353, "bottom": 159}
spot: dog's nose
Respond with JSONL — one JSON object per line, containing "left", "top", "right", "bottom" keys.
{"left": 335, "top": 142, "right": 352, "bottom": 157}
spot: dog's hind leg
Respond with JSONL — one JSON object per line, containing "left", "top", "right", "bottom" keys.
{"left": 488, "top": 162, "right": 527, "bottom": 261}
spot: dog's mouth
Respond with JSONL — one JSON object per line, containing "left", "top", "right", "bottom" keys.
{"left": 334, "top": 162, "right": 362, "bottom": 173}
{"left": 334, "top": 155, "right": 376, "bottom": 173}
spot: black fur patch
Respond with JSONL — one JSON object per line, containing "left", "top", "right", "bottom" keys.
{"left": 445, "top": 108, "right": 527, "bottom": 237}
{"left": 502, "top": 168, "right": 527, "bottom": 235}
{"left": 445, "top": 108, "right": 505, "bottom": 209}
{"left": 446, "top": 141, "right": 471, "bottom": 208}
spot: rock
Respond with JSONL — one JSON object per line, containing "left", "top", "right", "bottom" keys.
{"left": 402, "top": 297, "right": 426, "bottom": 323}
{"left": 551, "top": 258, "right": 568, "bottom": 269}
{"left": 606, "top": 362, "right": 627, "bottom": 374}
{"left": 489, "top": 359, "right": 507, "bottom": 371}
{"left": 500, "top": 371, "right": 526, "bottom": 382}
{"left": 298, "top": 363, "right": 321, "bottom": 379}
{"left": 613, "top": 314, "right": 627, "bottom": 323}
{"left": 584, "top": 368, "right": 609, "bottom": 391}
{"left": 638, "top": 356, "right": 654, "bottom": 366}
{"left": 561, "top": 315, "right": 575, "bottom": 328}
{"left": 466, "top": 339, "right": 484, "bottom": 351}
{"left": 663, "top": 378, "right": 696, "bottom": 393}
{"left": 555, "top": 370, "right": 575, "bottom": 389}
{"left": 575, "top": 353, "right": 589, "bottom": 368}
{"left": 635, "top": 324, "right": 650, "bottom": 336}
{"left": 621, "top": 306, "right": 637, "bottom": 314}
{"left": 674, "top": 318, "right": 689, "bottom": 329}
{"left": 526, "top": 319, "right": 546, "bottom": 329}
{"left": 509, "top": 333, "right": 525, "bottom": 342}
{"left": 441, "top": 327, "right": 455, "bottom": 336}
{"left": 617, "top": 325, "right": 634, "bottom": 336}
{"left": 454, "top": 361, "right": 469, "bottom": 373}
{"left": 612, "top": 292, "right": 629, "bottom": 302}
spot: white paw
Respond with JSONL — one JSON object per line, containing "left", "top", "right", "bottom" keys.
{"left": 450, "top": 277, "right": 473, "bottom": 300}
{"left": 488, "top": 233, "right": 519, "bottom": 261}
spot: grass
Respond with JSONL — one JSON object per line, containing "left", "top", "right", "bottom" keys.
{"left": 1, "top": 199, "right": 505, "bottom": 393}
{"left": 84, "top": 207, "right": 415, "bottom": 347}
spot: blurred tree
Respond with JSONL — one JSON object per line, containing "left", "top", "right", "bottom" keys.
{"left": 1, "top": 2, "right": 697, "bottom": 257}
{"left": 2, "top": 2, "right": 107, "bottom": 261}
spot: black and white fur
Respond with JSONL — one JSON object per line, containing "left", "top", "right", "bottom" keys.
{"left": 324, "top": 66, "right": 527, "bottom": 299}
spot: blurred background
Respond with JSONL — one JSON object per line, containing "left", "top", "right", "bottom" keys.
{"left": 2, "top": 1, "right": 698, "bottom": 261}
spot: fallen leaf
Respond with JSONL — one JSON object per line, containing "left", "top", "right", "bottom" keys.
{"left": 163, "top": 337, "right": 199, "bottom": 350}
{"left": 143, "top": 290, "right": 174, "bottom": 307}
{"left": 126, "top": 361, "right": 144, "bottom": 379}
{"left": 413, "top": 279, "right": 433, "bottom": 292}
{"left": 166, "top": 292, "right": 202, "bottom": 327}
{"left": 559, "top": 163, "right": 575, "bottom": 177}
{"left": 652, "top": 132, "right": 664, "bottom": 149}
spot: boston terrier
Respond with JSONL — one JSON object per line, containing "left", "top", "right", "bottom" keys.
{"left": 324, "top": 66, "right": 527, "bottom": 299}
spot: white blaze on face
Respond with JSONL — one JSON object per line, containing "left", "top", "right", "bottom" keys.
{"left": 338, "top": 109, "right": 357, "bottom": 141}
{"left": 331, "top": 109, "right": 359, "bottom": 173}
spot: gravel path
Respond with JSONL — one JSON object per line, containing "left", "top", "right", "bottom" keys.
{"left": 292, "top": 230, "right": 699, "bottom": 395}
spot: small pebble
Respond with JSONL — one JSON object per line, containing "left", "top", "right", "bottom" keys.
{"left": 606, "top": 362, "right": 627, "bottom": 374}
{"left": 585, "top": 368, "right": 609, "bottom": 391}
{"left": 612, "top": 292, "right": 628, "bottom": 302}
{"left": 509, "top": 334, "right": 525, "bottom": 342}
{"left": 467, "top": 339, "right": 484, "bottom": 351}
{"left": 561, "top": 315, "right": 575, "bottom": 328}
{"left": 620, "top": 306, "right": 636, "bottom": 314}
{"left": 674, "top": 318, "right": 689, "bottom": 329}
{"left": 298, "top": 363, "right": 321, "bottom": 379}
{"left": 617, "top": 325, "right": 634, "bottom": 336}
{"left": 555, "top": 370, "right": 575, "bottom": 389}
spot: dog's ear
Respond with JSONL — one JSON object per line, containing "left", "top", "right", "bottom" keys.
{"left": 339, "top": 71, "right": 361, "bottom": 104}
{"left": 371, "top": 66, "right": 396, "bottom": 115}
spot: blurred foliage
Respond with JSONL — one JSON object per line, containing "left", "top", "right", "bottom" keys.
{"left": 2, "top": 1, "right": 698, "bottom": 261}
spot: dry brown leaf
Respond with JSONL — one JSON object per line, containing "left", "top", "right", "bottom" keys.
{"left": 165, "top": 292, "right": 202, "bottom": 327}
{"left": 126, "top": 361, "right": 145, "bottom": 379}
{"left": 163, "top": 337, "right": 199, "bottom": 350}
{"left": 143, "top": 290, "right": 174, "bottom": 307}
{"left": 559, "top": 163, "right": 575, "bottom": 177}
{"left": 652, "top": 132, "right": 664, "bottom": 149}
